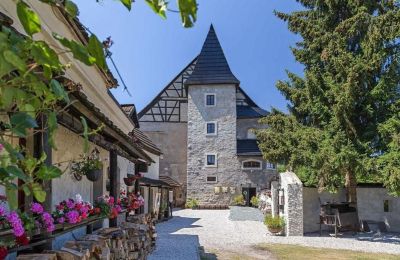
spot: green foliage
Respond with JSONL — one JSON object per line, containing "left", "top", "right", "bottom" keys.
{"left": 233, "top": 194, "right": 245, "bottom": 206}
{"left": 178, "top": 0, "right": 197, "bottom": 28}
{"left": 17, "top": 1, "right": 41, "bottom": 36}
{"left": 250, "top": 196, "right": 259, "bottom": 207}
{"left": 264, "top": 214, "right": 284, "bottom": 229}
{"left": 185, "top": 198, "right": 199, "bottom": 209}
{"left": 257, "top": 1, "right": 400, "bottom": 197}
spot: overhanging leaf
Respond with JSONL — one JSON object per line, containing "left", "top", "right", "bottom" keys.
{"left": 119, "top": 0, "right": 132, "bottom": 10}
{"left": 81, "top": 116, "right": 89, "bottom": 153}
{"left": 10, "top": 112, "right": 38, "bottom": 137}
{"left": 50, "top": 79, "right": 70, "bottom": 104}
{"left": 6, "top": 184, "right": 18, "bottom": 210}
{"left": 64, "top": 0, "right": 79, "bottom": 18}
{"left": 178, "top": 0, "right": 197, "bottom": 28}
{"left": 31, "top": 183, "right": 46, "bottom": 202}
{"left": 36, "top": 165, "right": 62, "bottom": 180}
{"left": 88, "top": 35, "right": 106, "bottom": 69}
{"left": 6, "top": 165, "right": 29, "bottom": 181}
{"left": 16, "top": 1, "right": 41, "bottom": 36}
{"left": 145, "top": 0, "right": 167, "bottom": 19}
{"left": 3, "top": 50, "right": 26, "bottom": 72}
{"left": 53, "top": 33, "right": 96, "bottom": 66}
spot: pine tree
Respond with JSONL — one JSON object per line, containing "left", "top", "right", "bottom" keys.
{"left": 257, "top": 0, "right": 400, "bottom": 204}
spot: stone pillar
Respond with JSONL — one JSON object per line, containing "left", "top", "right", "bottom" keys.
{"left": 280, "top": 171, "right": 303, "bottom": 236}
{"left": 270, "top": 181, "right": 279, "bottom": 217}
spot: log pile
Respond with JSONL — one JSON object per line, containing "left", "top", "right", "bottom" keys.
{"left": 16, "top": 214, "right": 158, "bottom": 260}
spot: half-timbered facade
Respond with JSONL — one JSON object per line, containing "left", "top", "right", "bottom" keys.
{"left": 138, "top": 25, "right": 277, "bottom": 206}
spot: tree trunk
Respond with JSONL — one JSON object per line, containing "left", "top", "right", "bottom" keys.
{"left": 345, "top": 169, "right": 357, "bottom": 208}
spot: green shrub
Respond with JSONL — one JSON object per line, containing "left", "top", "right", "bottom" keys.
{"left": 233, "top": 194, "right": 245, "bottom": 206}
{"left": 185, "top": 198, "right": 199, "bottom": 209}
{"left": 264, "top": 214, "right": 285, "bottom": 229}
{"left": 250, "top": 196, "right": 259, "bottom": 207}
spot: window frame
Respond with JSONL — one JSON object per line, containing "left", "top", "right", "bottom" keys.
{"left": 205, "top": 121, "right": 217, "bottom": 136}
{"left": 205, "top": 93, "right": 216, "bottom": 107}
{"left": 206, "top": 176, "right": 218, "bottom": 183}
{"left": 241, "top": 159, "right": 262, "bottom": 170}
{"left": 266, "top": 162, "right": 276, "bottom": 170}
{"left": 205, "top": 153, "right": 218, "bottom": 167}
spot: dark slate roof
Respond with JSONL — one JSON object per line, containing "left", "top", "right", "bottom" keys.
{"left": 139, "top": 177, "right": 170, "bottom": 187}
{"left": 185, "top": 25, "right": 240, "bottom": 86}
{"left": 237, "top": 139, "right": 262, "bottom": 156}
{"left": 237, "top": 106, "right": 269, "bottom": 119}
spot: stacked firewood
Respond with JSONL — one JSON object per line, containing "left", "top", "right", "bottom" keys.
{"left": 17, "top": 214, "right": 158, "bottom": 260}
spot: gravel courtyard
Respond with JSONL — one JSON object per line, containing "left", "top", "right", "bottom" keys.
{"left": 149, "top": 208, "right": 400, "bottom": 260}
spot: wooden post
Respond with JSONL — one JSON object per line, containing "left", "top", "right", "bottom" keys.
{"left": 134, "top": 163, "right": 140, "bottom": 214}
{"left": 109, "top": 150, "right": 119, "bottom": 227}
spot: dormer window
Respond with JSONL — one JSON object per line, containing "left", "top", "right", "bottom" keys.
{"left": 242, "top": 160, "right": 262, "bottom": 170}
{"left": 205, "top": 94, "right": 216, "bottom": 106}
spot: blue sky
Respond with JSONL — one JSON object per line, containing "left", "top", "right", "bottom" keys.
{"left": 75, "top": 0, "right": 303, "bottom": 112}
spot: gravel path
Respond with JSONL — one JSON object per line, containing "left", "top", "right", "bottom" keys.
{"left": 149, "top": 208, "right": 400, "bottom": 260}
{"left": 229, "top": 206, "right": 264, "bottom": 222}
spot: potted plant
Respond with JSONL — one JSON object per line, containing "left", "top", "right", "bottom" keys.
{"left": 185, "top": 198, "right": 198, "bottom": 209}
{"left": 264, "top": 214, "right": 285, "bottom": 235}
{"left": 233, "top": 194, "right": 245, "bottom": 206}
{"left": 72, "top": 149, "right": 103, "bottom": 182}
{"left": 250, "top": 196, "right": 259, "bottom": 208}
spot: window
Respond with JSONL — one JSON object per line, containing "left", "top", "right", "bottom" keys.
{"left": 206, "top": 176, "right": 217, "bottom": 183}
{"left": 384, "top": 200, "right": 391, "bottom": 212}
{"left": 205, "top": 94, "right": 216, "bottom": 106}
{"left": 242, "top": 160, "right": 262, "bottom": 170}
{"left": 205, "top": 153, "right": 217, "bottom": 167}
{"left": 247, "top": 128, "right": 257, "bottom": 139}
{"left": 206, "top": 122, "right": 217, "bottom": 135}
{"left": 266, "top": 162, "right": 275, "bottom": 169}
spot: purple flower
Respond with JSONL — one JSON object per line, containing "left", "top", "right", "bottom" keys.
{"left": 57, "top": 217, "right": 65, "bottom": 224}
{"left": 0, "top": 205, "right": 6, "bottom": 217}
{"left": 30, "top": 202, "right": 44, "bottom": 214}
{"left": 66, "top": 199, "right": 75, "bottom": 209}
{"left": 7, "top": 212, "right": 24, "bottom": 237}
{"left": 65, "top": 210, "right": 79, "bottom": 224}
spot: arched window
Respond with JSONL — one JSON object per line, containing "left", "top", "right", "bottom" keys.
{"left": 242, "top": 160, "right": 262, "bottom": 170}
{"left": 247, "top": 128, "right": 257, "bottom": 139}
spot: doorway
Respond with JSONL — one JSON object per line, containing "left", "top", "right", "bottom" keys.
{"left": 242, "top": 187, "right": 257, "bottom": 206}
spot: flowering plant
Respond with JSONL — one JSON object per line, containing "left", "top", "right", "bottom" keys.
{"left": 29, "top": 203, "right": 55, "bottom": 232}
{"left": 53, "top": 194, "right": 93, "bottom": 224}
{"left": 119, "top": 189, "right": 144, "bottom": 212}
{"left": 93, "top": 194, "right": 121, "bottom": 219}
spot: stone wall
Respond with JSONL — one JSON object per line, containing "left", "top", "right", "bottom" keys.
{"left": 236, "top": 118, "right": 266, "bottom": 139}
{"left": 280, "top": 171, "right": 303, "bottom": 236}
{"left": 144, "top": 151, "right": 160, "bottom": 180}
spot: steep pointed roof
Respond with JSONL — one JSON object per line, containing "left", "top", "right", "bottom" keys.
{"left": 185, "top": 25, "right": 240, "bottom": 86}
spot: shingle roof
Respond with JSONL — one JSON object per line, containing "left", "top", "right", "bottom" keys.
{"left": 131, "top": 128, "right": 162, "bottom": 156}
{"left": 185, "top": 25, "right": 239, "bottom": 86}
{"left": 159, "top": 176, "right": 181, "bottom": 187}
{"left": 237, "top": 139, "right": 262, "bottom": 156}
{"left": 237, "top": 106, "right": 269, "bottom": 119}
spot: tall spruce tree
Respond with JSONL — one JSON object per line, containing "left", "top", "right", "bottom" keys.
{"left": 257, "top": 0, "right": 400, "bottom": 204}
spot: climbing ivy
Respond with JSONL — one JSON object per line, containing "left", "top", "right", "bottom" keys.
{"left": 0, "top": 0, "right": 198, "bottom": 209}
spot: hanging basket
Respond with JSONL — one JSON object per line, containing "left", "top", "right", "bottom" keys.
{"left": 86, "top": 169, "right": 102, "bottom": 182}
{"left": 124, "top": 177, "right": 135, "bottom": 186}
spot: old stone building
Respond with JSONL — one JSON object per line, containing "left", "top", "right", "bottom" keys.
{"left": 139, "top": 25, "right": 277, "bottom": 206}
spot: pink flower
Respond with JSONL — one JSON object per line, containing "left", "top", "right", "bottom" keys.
{"left": 66, "top": 199, "right": 75, "bottom": 209}
{"left": 65, "top": 210, "right": 79, "bottom": 224}
{"left": 57, "top": 217, "right": 65, "bottom": 224}
{"left": 30, "top": 202, "right": 44, "bottom": 214}
{"left": 7, "top": 212, "right": 24, "bottom": 237}
{"left": 108, "top": 196, "right": 115, "bottom": 205}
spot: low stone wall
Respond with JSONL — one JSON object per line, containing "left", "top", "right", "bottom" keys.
{"left": 303, "top": 187, "right": 400, "bottom": 233}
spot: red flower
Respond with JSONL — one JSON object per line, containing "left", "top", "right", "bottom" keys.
{"left": 16, "top": 233, "right": 29, "bottom": 246}
{"left": 94, "top": 208, "right": 101, "bottom": 214}
{"left": 110, "top": 208, "right": 118, "bottom": 219}
{"left": 75, "top": 203, "right": 82, "bottom": 210}
{"left": 81, "top": 212, "right": 88, "bottom": 219}
{"left": 0, "top": 246, "right": 7, "bottom": 260}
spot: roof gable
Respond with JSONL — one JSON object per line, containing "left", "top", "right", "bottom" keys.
{"left": 185, "top": 25, "right": 239, "bottom": 86}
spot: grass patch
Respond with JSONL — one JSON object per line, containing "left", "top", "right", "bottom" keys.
{"left": 255, "top": 243, "right": 399, "bottom": 260}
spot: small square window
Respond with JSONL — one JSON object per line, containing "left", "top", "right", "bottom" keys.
{"left": 266, "top": 162, "right": 275, "bottom": 169}
{"left": 206, "top": 176, "right": 217, "bottom": 183}
{"left": 206, "top": 154, "right": 217, "bottom": 167}
{"left": 206, "top": 122, "right": 216, "bottom": 135}
{"left": 206, "top": 94, "right": 216, "bottom": 106}
{"left": 384, "top": 200, "right": 390, "bottom": 212}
